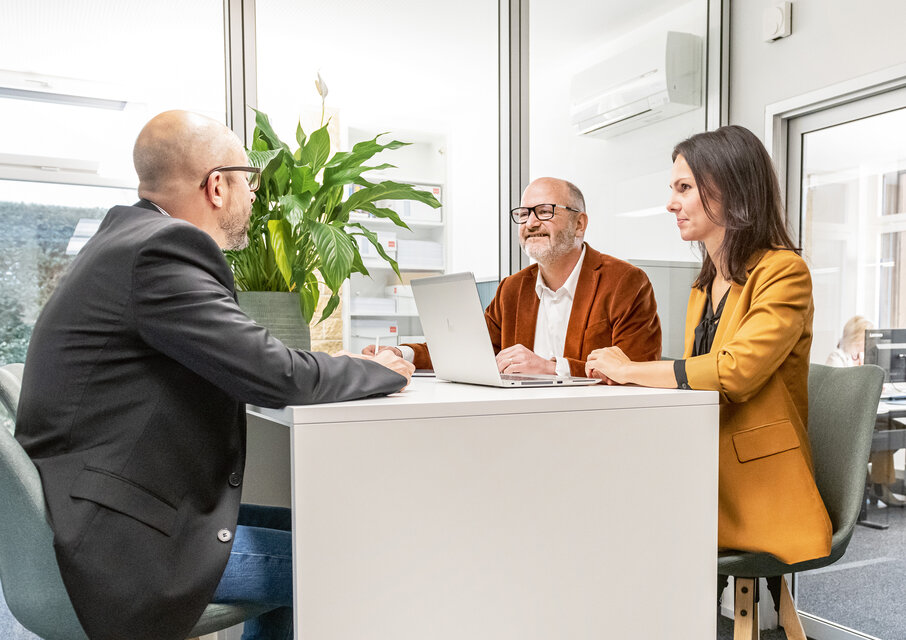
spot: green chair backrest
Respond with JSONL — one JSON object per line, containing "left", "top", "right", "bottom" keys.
{"left": 807, "top": 363, "right": 884, "bottom": 536}
{"left": 0, "top": 366, "right": 88, "bottom": 639}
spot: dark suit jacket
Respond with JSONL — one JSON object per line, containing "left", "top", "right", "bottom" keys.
{"left": 406, "top": 245, "right": 662, "bottom": 375}
{"left": 15, "top": 201, "right": 405, "bottom": 640}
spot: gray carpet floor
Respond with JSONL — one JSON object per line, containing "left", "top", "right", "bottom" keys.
{"left": 796, "top": 496, "right": 906, "bottom": 639}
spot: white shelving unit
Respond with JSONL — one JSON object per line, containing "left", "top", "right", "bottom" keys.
{"left": 342, "top": 126, "right": 447, "bottom": 353}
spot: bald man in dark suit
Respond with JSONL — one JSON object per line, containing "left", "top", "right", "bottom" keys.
{"left": 16, "top": 110, "right": 413, "bottom": 640}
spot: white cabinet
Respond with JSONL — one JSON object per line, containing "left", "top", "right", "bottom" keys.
{"left": 342, "top": 127, "right": 447, "bottom": 353}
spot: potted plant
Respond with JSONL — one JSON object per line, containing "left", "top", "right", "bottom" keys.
{"left": 225, "top": 98, "right": 441, "bottom": 349}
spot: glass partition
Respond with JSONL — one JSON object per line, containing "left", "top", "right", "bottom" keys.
{"left": 788, "top": 87, "right": 906, "bottom": 640}
{"left": 0, "top": 1, "right": 227, "bottom": 365}
{"left": 528, "top": 0, "right": 710, "bottom": 358}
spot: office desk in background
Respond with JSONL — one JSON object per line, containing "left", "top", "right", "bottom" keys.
{"left": 244, "top": 379, "right": 719, "bottom": 640}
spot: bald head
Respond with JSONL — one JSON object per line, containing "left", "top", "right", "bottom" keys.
{"left": 133, "top": 110, "right": 244, "bottom": 196}
{"left": 522, "top": 177, "right": 586, "bottom": 213}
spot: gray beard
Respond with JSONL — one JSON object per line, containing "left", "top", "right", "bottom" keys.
{"left": 521, "top": 227, "right": 579, "bottom": 265}
{"left": 220, "top": 209, "right": 250, "bottom": 250}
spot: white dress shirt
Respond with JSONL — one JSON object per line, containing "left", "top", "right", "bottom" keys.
{"left": 533, "top": 246, "right": 586, "bottom": 376}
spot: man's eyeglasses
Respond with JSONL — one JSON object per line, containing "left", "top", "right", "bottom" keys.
{"left": 200, "top": 166, "right": 262, "bottom": 192}
{"left": 510, "top": 203, "right": 581, "bottom": 224}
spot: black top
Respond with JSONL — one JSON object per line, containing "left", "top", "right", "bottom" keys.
{"left": 674, "top": 288, "right": 730, "bottom": 390}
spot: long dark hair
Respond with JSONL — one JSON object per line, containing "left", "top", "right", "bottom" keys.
{"left": 672, "top": 125, "right": 798, "bottom": 291}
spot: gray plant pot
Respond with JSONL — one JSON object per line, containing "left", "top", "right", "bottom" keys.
{"left": 236, "top": 291, "right": 311, "bottom": 351}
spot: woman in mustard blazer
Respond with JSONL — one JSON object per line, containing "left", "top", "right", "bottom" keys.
{"left": 586, "top": 125, "right": 831, "bottom": 565}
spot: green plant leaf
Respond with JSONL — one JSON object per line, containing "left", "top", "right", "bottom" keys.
{"left": 299, "top": 124, "right": 331, "bottom": 173}
{"left": 346, "top": 222, "right": 401, "bottom": 278}
{"left": 348, "top": 135, "right": 408, "bottom": 161}
{"left": 322, "top": 163, "right": 395, "bottom": 189}
{"left": 247, "top": 149, "right": 282, "bottom": 173}
{"left": 324, "top": 135, "right": 407, "bottom": 175}
{"left": 349, "top": 202, "right": 410, "bottom": 230}
{"left": 318, "top": 293, "right": 341, "bottom": 324}
{"left": 340, "top": 181, "right": 440, "bottom": 219}
{"left": 296, "top": 120, "right": 307, "bottom": 148}
{"left": 306, "top": 183, "right": 344, "bottom": 223}
{"left": 278, "top": 194, "right": 310, "bottom": 223}
{"left": 298, "top": 287, "right": 316, "bottom": 325}
{"left": 290, "top": 165, "right": 318, "bottom": 199}
{"left": 267, "top": 218, "right": 294, "bottom": 289}
{"left": 271, "top": 161, "right": 291, "bottom": 196}
{"left": 351, "top": 248, "right": 369, "bottom": 276}
{"left": 297, "top": 271, "right": 320, "bottom": 324}
{"left": 309, "top": 220, "right": 356, "bottom": 292}
{"left": 251, "top": 108, "right": 290, "bottom": 153}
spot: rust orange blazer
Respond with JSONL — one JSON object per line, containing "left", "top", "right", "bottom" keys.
{"left": 683, "top": 249, "right": 832, "bottom": 564}
{"left": 406, "top": 244, "right": 662, "bottom": 375}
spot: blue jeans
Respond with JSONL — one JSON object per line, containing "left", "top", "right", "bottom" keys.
{"left": 211, "top": 504, "right": 293, "bottom": 640}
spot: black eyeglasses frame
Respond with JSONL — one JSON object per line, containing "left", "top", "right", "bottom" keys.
{"left": 199, "top": 166, "right": 262, "bottom": 192}
{"left": 510, "top": 203, "right": 582, "bottom": 224}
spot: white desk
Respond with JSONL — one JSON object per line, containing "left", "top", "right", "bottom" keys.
{"left": 247, "top": 378, "right": 719, "bottom": 640}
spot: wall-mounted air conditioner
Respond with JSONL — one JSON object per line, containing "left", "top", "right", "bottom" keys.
{"left": 569, "top": 31, "right": 702, "bottom": 139}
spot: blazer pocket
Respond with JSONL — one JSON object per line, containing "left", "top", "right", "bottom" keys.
{"left": 70, "top": 466, "right": 178, "bottom": 536}
{"left": 732, "top": 419, "right": 801, "bottom": 463}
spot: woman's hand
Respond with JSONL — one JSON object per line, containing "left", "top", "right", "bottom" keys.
{"left": 585, "top": 346, "right": 632, "bottom": 385}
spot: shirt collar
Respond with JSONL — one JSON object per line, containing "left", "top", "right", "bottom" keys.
{"left": 146, "top": 200, "right": 171, "bottom": 217}
{"left": 534, "top": 245, "right": 586, "bottom": 301}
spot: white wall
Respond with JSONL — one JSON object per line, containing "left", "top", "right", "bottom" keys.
{"left": 729, "top": 0, "right": 906, "bottom": 138}
{"left": 529, "top": 0, "right": 708, "bottom": 264}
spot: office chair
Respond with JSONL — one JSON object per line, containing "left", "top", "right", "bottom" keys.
{"left": 717, "top": 363, "right": 884, "bottom": 639}
{"left": 0, "top": 362, "right": 271, "bottom": 639}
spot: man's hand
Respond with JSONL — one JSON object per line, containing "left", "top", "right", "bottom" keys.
{"left": 371, "top": 349, "right": 415, "bottom": 387}
{"left": 496, "top": 344, "right": 557, "bottom": 375}
{"left": 362, "top": 344, "right": 403, "bottom": 357}
{"left": 334, "top": 349, "right": 414, "bottom": 389}
{"left": 585, "top": 346, "right": 630, "bottom": 385}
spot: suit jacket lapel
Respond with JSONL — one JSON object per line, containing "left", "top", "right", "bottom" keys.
{"left": 711, "top": 253, "right": 764, "bottom": 349}
{"left": 563, "top": 249, "right": 598, "bottom": 360}
{"left": 515, "top": 266, "right": 540, "bottom": 351}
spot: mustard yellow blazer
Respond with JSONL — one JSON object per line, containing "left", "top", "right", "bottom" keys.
{"left": 683, "top": 249, "right": 832, "bottom": 564}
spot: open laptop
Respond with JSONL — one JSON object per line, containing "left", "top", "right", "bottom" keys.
{"left": 409, "top": 272, "right": 601, "bottom": 388}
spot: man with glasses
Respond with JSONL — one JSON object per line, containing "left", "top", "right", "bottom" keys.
{"left": 367, "top": 177, "right": 661, "bottom": 378}
{"left": 15, "top": 110, "right": 413, "bottom": 640}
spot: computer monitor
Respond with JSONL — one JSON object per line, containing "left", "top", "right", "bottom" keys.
{"left": 864, "top": 328, "right": 906, "bottom": 383}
